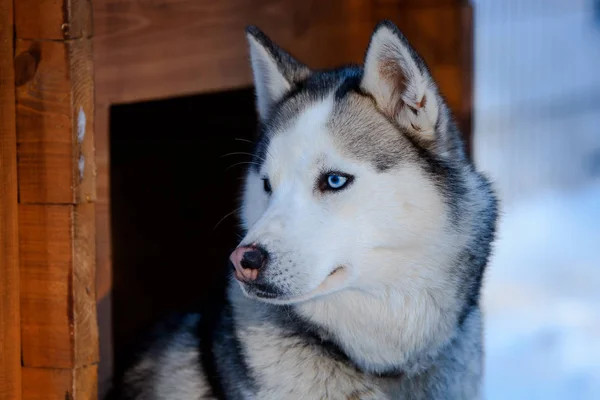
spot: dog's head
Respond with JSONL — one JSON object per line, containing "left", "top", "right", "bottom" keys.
{"left": 230, "top": 21, "right": 484, "bottom": 304}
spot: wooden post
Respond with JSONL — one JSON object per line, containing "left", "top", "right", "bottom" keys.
{"left": 14, "top": 0, "right": 99, "bottom": 398}
{"left": 0, "top": 0, "right": 21, "bottom": 399}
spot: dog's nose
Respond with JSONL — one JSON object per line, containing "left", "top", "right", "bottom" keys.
{"left": 230, "top": 246, "right": 268, "bottom": 282}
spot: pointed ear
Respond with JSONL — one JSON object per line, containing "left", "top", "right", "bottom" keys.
{"left": 246, "top": 26, "right": 311, "bottom": 121}
{"left": 361, "top": 21, "right": 448, "bottom": 143}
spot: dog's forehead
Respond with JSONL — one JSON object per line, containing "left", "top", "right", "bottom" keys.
{"left": 253, "top": 71, "right": 411, "bottom": 172}
{"left": 268, "top": 97, "right": 335, "bottom": 161}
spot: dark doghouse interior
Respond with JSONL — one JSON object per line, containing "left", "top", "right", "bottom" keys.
{"left": 109, "top": 87, "right": 257, "bottom": 377}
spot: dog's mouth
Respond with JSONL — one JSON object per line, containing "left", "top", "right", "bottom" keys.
{"left": 239, "top": 265, "right": 350, "bottom": 305}
{"left": 242, "top": 281, "right": 283, "bottom": 299}
{"left": 252, "top": 289, "right": 279, "bottom": 299}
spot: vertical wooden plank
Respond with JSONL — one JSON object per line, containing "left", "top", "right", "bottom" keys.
{"left": 95, "top": 104, "right": 113, "bottom": 397}
{"left": 22, "top": 365, "right": 98, "bottom": 400}
{"left": 0, "top": 0, "right": 21, "bottom": 398}
{"left": 22, "top": 368, "right": 72, "bottom": 400}
{"left": 19, "top": 205, "right": 74, "bottom": 368}
{"left": 15, "top": 38, "right": 96, "bottom": 204}
{"left": 73, "top": 204, "right": 99, "bottom": 368}
{"left": 19, "top": 204, "right": 98, "bottom": 367}
{"left": 74, "top": 365, "right": 98, "bottom": 400}
{"left": 15, "top": 0, "right": 93, "bottom": 40}
{"left": 15, "top": 0, "right": 98, "bottom": 398}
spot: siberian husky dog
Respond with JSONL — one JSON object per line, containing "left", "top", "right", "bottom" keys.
{"left": 111, "top": 20, "right": 498, "bottom": 400}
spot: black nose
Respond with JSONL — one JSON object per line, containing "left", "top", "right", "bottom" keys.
{"left": 240, "top": 247, "right": 268, "bottom": 270}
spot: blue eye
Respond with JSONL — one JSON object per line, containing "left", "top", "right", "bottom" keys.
{"left": 327, "top": 174, "right": 347, "bottom": 189}
{"left": 319, "top": 172, "right": 353, "bottom": 192}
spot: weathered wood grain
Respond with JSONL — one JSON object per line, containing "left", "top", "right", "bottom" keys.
{"left": 22, "top": 368, "right": 72, "bottom": 400}
{"left": 22, "top": 365, "right": 98, "bottom": 400}
{"left": 19, "top": 205, "right": 73, "bottom": 368}
{"left": 0, "top": 0, "right": 21, "bottom": 398}
{"left": 15, "top": 0, "right": 93, "bottom": 40}
{"left": 93, "top": 0, "right": 375, "bottom": 105}
{"left": 19, "top": 205, "right": 98, "bottom": 369}
{"left": 15, "top": 38, "right": 96, "bottom": 205}
{"left": 73, "top": 203, "right": 99, "bottom": 370}
{"left": 15, "top": 0, "right": 99, "bottom": 397}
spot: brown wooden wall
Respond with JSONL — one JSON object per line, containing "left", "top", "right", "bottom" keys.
{"left": 1, "top": 0, "right": 99, "bottom": 398}
{"left": 0, "top": 0, "right": 21, "bottom": 398}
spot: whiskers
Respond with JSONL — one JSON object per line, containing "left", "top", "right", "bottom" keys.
{"left": 219, "top": 151, "right": 258, "bottom": 159}
{"left": 233, "top": 138, "right": 253, "bottom": 144}
{"left": 224, "top": 161, "right": 261, "bottom": 173}
{"left": 220, "top": 137, "right": 277, "bottom": 175}
{"left": 220, "top": 139, "right": 264, "bottom": 173}
{"left": 213, "top": 139, "right": 258, "bottom": 232}
{"left": 214, "top": 206, "right": 242, "bottom": 231}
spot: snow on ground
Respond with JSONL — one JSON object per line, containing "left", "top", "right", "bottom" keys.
{"left": 482, "top": 183, "right": 600, "bottom": 400}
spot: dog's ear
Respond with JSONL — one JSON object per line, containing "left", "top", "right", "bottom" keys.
{"left": 361, "top": 21, "right": 462, "bottom": 157}
{"left": 246, "top": 26, "right": 311, "bottom": 122}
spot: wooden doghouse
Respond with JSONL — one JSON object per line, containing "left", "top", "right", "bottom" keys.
{"left": 0, "top": 0, "right": 473, "bottom": 398}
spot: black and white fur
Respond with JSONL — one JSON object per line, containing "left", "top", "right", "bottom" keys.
{"left": 109, "top": 21, "right": 498, "bottom": 400}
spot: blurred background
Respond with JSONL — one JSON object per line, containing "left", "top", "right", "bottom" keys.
{"left": 473, "top": 0, "right": 600, "bottom": 398}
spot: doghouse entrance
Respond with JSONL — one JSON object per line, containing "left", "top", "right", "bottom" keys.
{"left": 108, "top": 87, "right": 258, "bottom": 382}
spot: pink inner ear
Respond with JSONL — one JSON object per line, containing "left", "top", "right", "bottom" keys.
{"left": 415, "top": 95, "right": 426, "bottom": 110}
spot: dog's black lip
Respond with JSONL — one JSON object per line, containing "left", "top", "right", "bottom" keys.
{"left": 244, "top": 282, "right": 283, "bottom": 299}
{"left": 251, "top": 289, "right": 279, "bottom": 299}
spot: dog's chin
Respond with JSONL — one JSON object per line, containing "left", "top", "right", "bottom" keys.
{"left": 237, "top": 266, "right": 351, "bottom": 305}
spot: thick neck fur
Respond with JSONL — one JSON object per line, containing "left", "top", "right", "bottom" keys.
{"left": 227, "top": 283, "right": 483, "bottom": 399}
{"left": 292, "top": 287, "right": 460, "bottom": 375}
{"left": 230, "top": 279, "right": 460, "bottom": 373}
